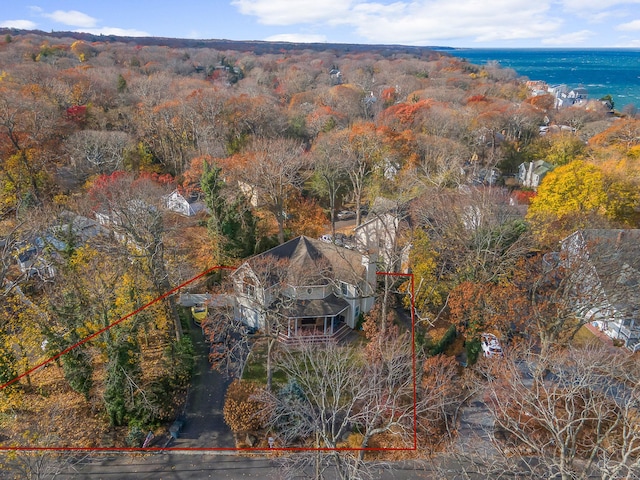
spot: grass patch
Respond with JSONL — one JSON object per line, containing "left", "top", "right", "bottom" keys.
{"left": 242, "top": 339, "right": 287, "bottom": 385}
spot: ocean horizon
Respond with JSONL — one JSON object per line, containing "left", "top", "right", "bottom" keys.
{"left": 447, "top": 48, "right": 640, "bottom": 112}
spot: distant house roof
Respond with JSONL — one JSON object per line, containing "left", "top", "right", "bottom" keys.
{"left": 530, "top": 160, "right": 553, "bottom": 176}
{"left": 519, "top": 160, "right": 554, "bottom": 188}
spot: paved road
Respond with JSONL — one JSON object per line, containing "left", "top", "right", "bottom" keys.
{"left": 57, "top": 454, "right": 279, "bottom": 479}
{"left": 52, "top": 453, "right": 439, "bottom": 479}
{"left": 170, "top": 318, "right": 234, "bottom": 449}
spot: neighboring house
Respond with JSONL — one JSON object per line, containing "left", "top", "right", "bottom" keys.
{"left": 471, "top": 167, "right": 500, "bottom": 186}
{"left": 232, "top": 236, "right": 377, "bottom": 343}
{"left": 518, "top": 160, "right": 554, "bottom": 189}
{"left": 164, "top": 190, "right": 206, "bottom": 217}
{"left": 15, "top": 243, "right": 55, "bottom": 279}
{"left": 329, "top": 67, "right": 343, "bottom": 85}
{"left": 354, "top": 197, "right": 410, "bottom": 272}
{"left": 560, "top": 229, "right": 640, "bottom": 351}
{"left": 13, "top": 212, "right": 107, "bottom": 279}
{"left": 567, "top": 87, "right": 588, "bottom": 103}
{"left": 94, "top": 199, "right": 156, "bottom": 248}
{"left": 53, "top": 211, "right": 109, "bottom": 242}
{"left": 549, "top": 84, "right": 588, "bottom": 108}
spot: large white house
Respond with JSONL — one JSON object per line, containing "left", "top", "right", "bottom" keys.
{"left": 232, "top": 236, "right": 377, "bottom": 343}
{"left": 561, "top": 229, "right": 640, "bottom": 351}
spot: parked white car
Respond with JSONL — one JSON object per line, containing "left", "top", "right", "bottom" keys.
{"left": 336, "top": 210, "right": 356, "bottom": 220}
{"left": 481, "top": 333, "right": 503, "bottom": 358}
{"left": 319, "top": 233, "right": 345, "bottom": 247}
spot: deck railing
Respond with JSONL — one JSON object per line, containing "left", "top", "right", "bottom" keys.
{"left": 278, "top": 323, "right": 351, "bottom": 345}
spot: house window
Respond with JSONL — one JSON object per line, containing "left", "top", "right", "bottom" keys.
{"left": 341, "top": 282, "right": 349, "bottom": 296}
{"left": 243, "top": 280, "right": 255, "bottom": 298}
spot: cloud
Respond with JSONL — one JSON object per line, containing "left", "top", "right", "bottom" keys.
{"left": 345, "top": 0, "right": 562, "bottom": 45}
{"left": 42, "top": 10, "right": 97, "bottom": 28}
{"left": 232, "top": 0, "right": 564, "bottom": 45}
{"left": 265, "top": 33, "right": 327, "bottom": 43}
{"left": 0, "top": 20, "right": 37, "bottom": 29}
{"left": 232, "top": 0, "right": 352, "bottom": 25}
{"left": 77, "top": 27, "right": 150, "bottom": 37}
{"left": 26, "top": 8, "right": 148, "bottom": 37}
{"left": 620, "top": 38, "right": 640, "bottom": 47}
{"left": 617, "top": 19, "right": 640, "bottom": 31}
{"left": 541, "top": 30, "right": 594, "bottom": 45}
{"left": 559, "top": 0, "right": 640, "bottom": 10}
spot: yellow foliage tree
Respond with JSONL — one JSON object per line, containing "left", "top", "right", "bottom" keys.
{"left": 405, "top": 228, "right": 443, "bottom": 318}
{"left": 526, "top": 160, "right": 638, "bottom": 245}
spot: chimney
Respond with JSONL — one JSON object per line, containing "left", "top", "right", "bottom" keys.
{"left": 526, "top": 161, "right": 534, "bottom": 187}
{"left": 362, "top": 253, "right": 378, "bottom": 295}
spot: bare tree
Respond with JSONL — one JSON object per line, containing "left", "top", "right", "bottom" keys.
{"left": 341, "top": 124, "right": 384, "bottom": 226}
{"left": 410, "top": 186, "right": 532, "bottom": 286}
{"left": 89, "top": 173, "right": 182, "bottom": 340}
{"left": 482, "top": 345, "right": 640, "bottom": 480}
{"left": 202, "top": 302, "right": 251, "bottom": 380}
{"left": 412, "top": 134, "right": 470, "bottom": 188}
{"left": 64, "top": 130, "right": 131, "bottom": 178}
{"left": 0, "top": 404, "right": 90, "bottom": 479}
{"left": 236, "top": 137, "right": 309, "bottom": 244}
{"left": 310, "top": 133, "right": 350, "bottom": 237}
{"left": 262, "top": 335, "right": 419, "bottom": 479}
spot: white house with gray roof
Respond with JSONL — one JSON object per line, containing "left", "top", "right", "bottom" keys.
{"left": 232, "top": 236, "right": 377, "bottom": 342}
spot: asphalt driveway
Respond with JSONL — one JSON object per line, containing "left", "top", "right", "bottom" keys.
{"left": 170, "top": 318, "right": 235, "bottom": 448}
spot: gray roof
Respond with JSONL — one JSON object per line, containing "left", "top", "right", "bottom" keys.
{"left": 277, "top": 293, "right": 349, "bottom": 319}
{"left": 574, "top": 229, "right": 640, "bottom": 315}
{"left": 246, "top": 236, "right": 366, "bottom": 286}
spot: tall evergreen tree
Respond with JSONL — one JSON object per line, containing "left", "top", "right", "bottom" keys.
{"left": 201, "top": 160, "right": 257, "bottom": 260}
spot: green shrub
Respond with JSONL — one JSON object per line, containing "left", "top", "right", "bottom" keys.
{"left": 466, "top": 337, "right": 482, "bottom": 365}
{"left": 428, "top": 324, "right": 457, "bottom": 356}
{"left": 125, "top": 425, "right": 145, "bottom": 447}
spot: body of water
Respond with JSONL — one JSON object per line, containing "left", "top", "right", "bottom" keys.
{"left": 447, "top": 48, "right": 640, "bottom": 111}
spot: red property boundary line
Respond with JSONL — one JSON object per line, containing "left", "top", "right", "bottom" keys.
{"left": 0, "top": 268, "right": 416, "bottom": 453}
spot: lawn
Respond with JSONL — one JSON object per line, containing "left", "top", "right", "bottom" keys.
{"left": 241, "top": 338, "right": 287, "bottom": 385}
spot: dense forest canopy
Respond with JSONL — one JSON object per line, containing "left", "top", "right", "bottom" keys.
{"left": 1, "top": 30, "right": 639, "bottom": 463}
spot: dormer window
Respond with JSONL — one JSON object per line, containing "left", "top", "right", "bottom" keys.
{"left": 341, "top": 281, "right": 349, "bottom": 297}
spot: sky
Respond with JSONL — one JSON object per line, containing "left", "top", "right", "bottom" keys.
{"left": 1, "top": 1, "right": 640, "bottom": 48}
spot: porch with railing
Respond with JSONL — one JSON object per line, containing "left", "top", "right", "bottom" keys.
{"left": 278, "top": 317, "right": 351, "bottom": 345}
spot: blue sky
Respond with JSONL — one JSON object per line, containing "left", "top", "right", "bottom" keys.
{"left": 1, "top": 1, "right": 640, "bottom": 48}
